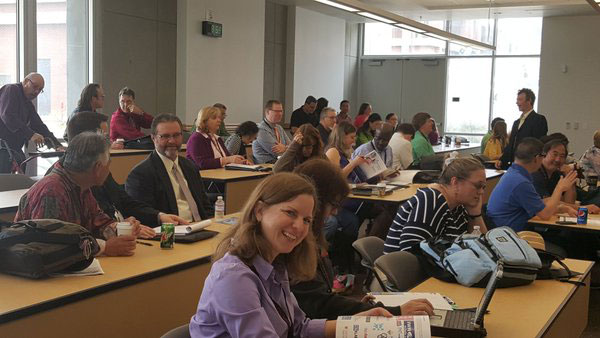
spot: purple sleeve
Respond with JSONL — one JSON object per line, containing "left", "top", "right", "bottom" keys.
{"left": 186, "top": 132, "right": 222, "bottom": 169}
{"left": 190, "top": 265, "right": 281, "bottom": 338}
{"left": 0, "top": 85, "right": 35, "bottom": 140}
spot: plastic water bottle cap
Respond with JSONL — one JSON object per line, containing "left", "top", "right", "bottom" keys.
{"left": 217, "top": 196, "right": 223, "bottom": 200}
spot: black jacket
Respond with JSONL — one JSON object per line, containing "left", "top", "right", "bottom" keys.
{"left": 500, "top": 110, "right": 548, "bottom": 168}
{"left": 92, "top": 173, "right": 160, "bottom": 227}
{"left": 125, "top": 151, "right": 213, "bottom": 219}
{"left": 291, "top": 254, "right": 401, "bottom": 320}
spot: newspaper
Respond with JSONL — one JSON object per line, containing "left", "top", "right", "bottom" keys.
{"left": 358, "top": 150, "right": 388, "bottom": 179}
{"left": 336, "top": 315, "right": 431, "bottom": 338}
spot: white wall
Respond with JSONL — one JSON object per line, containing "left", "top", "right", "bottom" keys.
{"left": 177, "top": 0, "right": 265, "bottom": 124}
{"left": 288, "top": 7, "right": 345, "bottom": 119}
{"left": 538, "top": 15, "right": 600, "bottom": 156}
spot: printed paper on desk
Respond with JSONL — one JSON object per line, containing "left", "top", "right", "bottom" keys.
{"left": 50, "top": 258, "right": 104, "bottom": 277}
{"left": 358, "top": 150, "right": 387, "bottom": 179}
{"left": 336, "top": 315, "right": 431, "bottom": 338}
{"left": 388, "top": 170, "right": 421, "bottom": 185}
{"left": 153, "top": 219, "right": 212, "bottom": 235}
{"left": 370, "top": 292, "right": 453, "bottom": 311}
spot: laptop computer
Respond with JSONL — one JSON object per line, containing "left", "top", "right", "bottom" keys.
{"left": 429, "top": 263, "right": 504, "bottom": 338}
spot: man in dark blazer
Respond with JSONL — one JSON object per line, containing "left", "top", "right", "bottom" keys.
{"left": 499, "top": 88, "right": 548, "bottom": 169}
{"left": 125, "top": 113, "right": 213, "bottom": 221}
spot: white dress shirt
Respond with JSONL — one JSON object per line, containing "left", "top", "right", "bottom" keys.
{"left": 156, "top": 151, "right": 194, "bottom": 222}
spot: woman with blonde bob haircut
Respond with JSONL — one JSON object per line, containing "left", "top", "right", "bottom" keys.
{"left": 186, "top": 106, "right": 246, "bottom": 169}
{"left": 190, "top": 173, "right": 389, "bottom": 337}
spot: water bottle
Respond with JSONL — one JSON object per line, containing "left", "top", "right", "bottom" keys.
{"left": 471, "top": 225, "right": 482, "bottom": 236}
{"left": 215, "top": 196, "right": 225, "bottom": 219}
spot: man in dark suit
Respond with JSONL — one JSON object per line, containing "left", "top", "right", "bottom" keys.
{"left": 498, "top": 88, "right": 548, "bottom": 169}
{"left": 125, "top": 113, "right": 213, "bottom": 221}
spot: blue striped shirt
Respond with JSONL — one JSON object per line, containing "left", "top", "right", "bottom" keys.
{"left": 384, "top": 187, "right": 469, "bottom": 253}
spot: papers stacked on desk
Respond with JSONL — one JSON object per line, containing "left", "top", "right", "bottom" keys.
{"left": 153, "top": 219, "right": 212, "bottom": 236}
{"left": 563, "top": 217, "right": 600, "bottom": 226}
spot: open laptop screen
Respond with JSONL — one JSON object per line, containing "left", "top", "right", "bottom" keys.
{"left": 474, "top": 263, "right": 504, "bottom": 327}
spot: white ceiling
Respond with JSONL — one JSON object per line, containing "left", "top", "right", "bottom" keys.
{"left": 275, "top": 0, "right": 596, "bottom": 21}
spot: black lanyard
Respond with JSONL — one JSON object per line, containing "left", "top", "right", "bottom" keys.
{"left": 248, "top": 264, "right": 294, "bottom": 338}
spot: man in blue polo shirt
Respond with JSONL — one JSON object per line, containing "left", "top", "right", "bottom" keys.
{"left": 487, "top": 137, "right": 577, "bottom": 232}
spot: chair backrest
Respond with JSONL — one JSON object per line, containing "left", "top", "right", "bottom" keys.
{"left": 352, "top": 236, "right": 385, "bottom": 269}
{"left": 375, "top": 251, "right": 427, "bottom": 291}
{"left": 161, "top": 324, "right": 190, "bottom": 338}
{"left": 0, "top": 174, "right": 36, "bottom": 192}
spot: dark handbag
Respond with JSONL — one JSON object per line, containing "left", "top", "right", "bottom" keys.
{"left": 0, "top": 219, "right": 100, "bottom": 279}
{"left": 124, "top": 135, "right": 154, "bottom": 150}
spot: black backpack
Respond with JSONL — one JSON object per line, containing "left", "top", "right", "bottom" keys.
{"left": 0, "top": 219, "right": 100, "bottom": 279}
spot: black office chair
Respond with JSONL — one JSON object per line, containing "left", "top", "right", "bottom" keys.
{"left": 0, "top": 174, "right": 36, "bottom": 192}
{"left": 161, "top": 324, "right": 190, "bottom": 338}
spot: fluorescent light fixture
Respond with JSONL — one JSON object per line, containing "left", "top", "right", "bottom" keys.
{"left": 425, "top": 33, "right": 449, "bottom": 41}
{"left": 358, "top": 11, "right": 396, "bottom": 24}
{"left": 314, "top": 0, "right": 359, "bottom": 12}
{"left": 395, "top": 23, "right": 426, "bottom": 33}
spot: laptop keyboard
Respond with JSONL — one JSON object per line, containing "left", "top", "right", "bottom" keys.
{"left": 445, "top": 310, "right": 474, "bottom": 330}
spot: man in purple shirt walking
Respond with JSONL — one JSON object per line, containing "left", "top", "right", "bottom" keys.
{"left": 0, "top": 73, "right": 63, "bottom": 171}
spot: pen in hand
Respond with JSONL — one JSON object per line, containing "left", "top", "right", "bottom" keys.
{"left": 136, "top": 241, "right": 153, "bottom": 246}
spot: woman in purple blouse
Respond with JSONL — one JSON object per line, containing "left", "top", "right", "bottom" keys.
{"left": 186, "top": 106, "right": 246, "bottom": 169}
{"left": 189, "top": 173, "right": 390, "bottom": 337}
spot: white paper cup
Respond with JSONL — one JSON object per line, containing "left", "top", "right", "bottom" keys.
{"left": 116, "top": 222, "right": 132, "bottom": 236}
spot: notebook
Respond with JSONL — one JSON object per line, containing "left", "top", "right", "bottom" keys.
{"left": 429, "top": 263, "right": 503, "bottom": 338}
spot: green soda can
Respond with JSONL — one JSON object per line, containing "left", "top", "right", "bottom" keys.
{"left": 160, "top": 223, "right": 175, "bottom": 249}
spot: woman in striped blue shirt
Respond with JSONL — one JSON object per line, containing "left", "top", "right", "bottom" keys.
{"left": 384, "top": 157, "right": 488, "bottom": 253}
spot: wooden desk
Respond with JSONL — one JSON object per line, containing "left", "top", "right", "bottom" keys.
{"left": 433, "top": 143, "right": 481, "bottom": 155}
{"left": 0, "top": 219, "right": 235, "bottom": 338}
{"left": 529, "top": 214, "right": 600, "bottom": 233}
{"left": 348, "top": 170, "right": 503, "bottom": 204}
{"left": 412, "top": 259, "right": 593, "bottom": 338}
{"left": 200, "top": 166, "right": 272, "bottom": 214}
{"left": 0, "top": 189, "right": 28, "bottom": 222}
{"left": 109, "top": 146, "right": 187, "bottom": 185}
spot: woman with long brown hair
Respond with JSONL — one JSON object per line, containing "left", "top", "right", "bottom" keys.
{"left": 273, "top": 124, "right": 325, "bottom": 173}
{"left": 190, "top": 173, "right": 390, "bottom": 337}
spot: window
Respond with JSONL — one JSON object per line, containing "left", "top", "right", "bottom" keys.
{"left": 445, "top": 58, "right": 492, "bottom": 134}
{"left": 496, "top": 18, "right": 542, "bottom": 55}
{"left": 448, "top": 19, "right": 494, "bottom": 56}
{"left": 363, "top": 21, "right": 446, "bottom": 56}
{"left": 0, "top": 0, "right": 17, "bottom": 87}
{"left": 492, "top": 58, "right": 540, "bottom": 124}
{"left": 37, "top": 0, "right": 89, "bottom": 137}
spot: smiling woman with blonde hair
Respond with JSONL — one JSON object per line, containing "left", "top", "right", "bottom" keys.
{"left": 186, "top": 106, "right": 246, "bottom": 169}
{"left": 190, "top": 173, "right": 391, "bottom": 337}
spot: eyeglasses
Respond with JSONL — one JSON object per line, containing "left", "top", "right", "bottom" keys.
{"left": 301, "top": 143, "right": 315, "bottom": 148}
{"left": 156, "top": 132, "right": 182, "bottom": 140}
{"left": 463, "top": 179, "right": 486, "bottom": 191}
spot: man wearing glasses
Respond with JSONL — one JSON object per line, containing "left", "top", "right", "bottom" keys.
{"left": 0, "top": 72, "right": 63, "bottom": 172}
{"left": 253, "top": 100, "right": 291, "bottom": 164}
{"left": 110, "top": 86, "right": 154, "bottom": 142}
{"left": 317, "top": 107, "right": 336, "bottom": 146}
{"left": 487, "top": 137, "right": 577, "bottom": 234}
{"left": 125, "top": 113, "right": 213, "bottom": 222}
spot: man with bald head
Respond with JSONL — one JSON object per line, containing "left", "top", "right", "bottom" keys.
{"left": 0, "top": 73, "right": 63, "bottom": 171}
